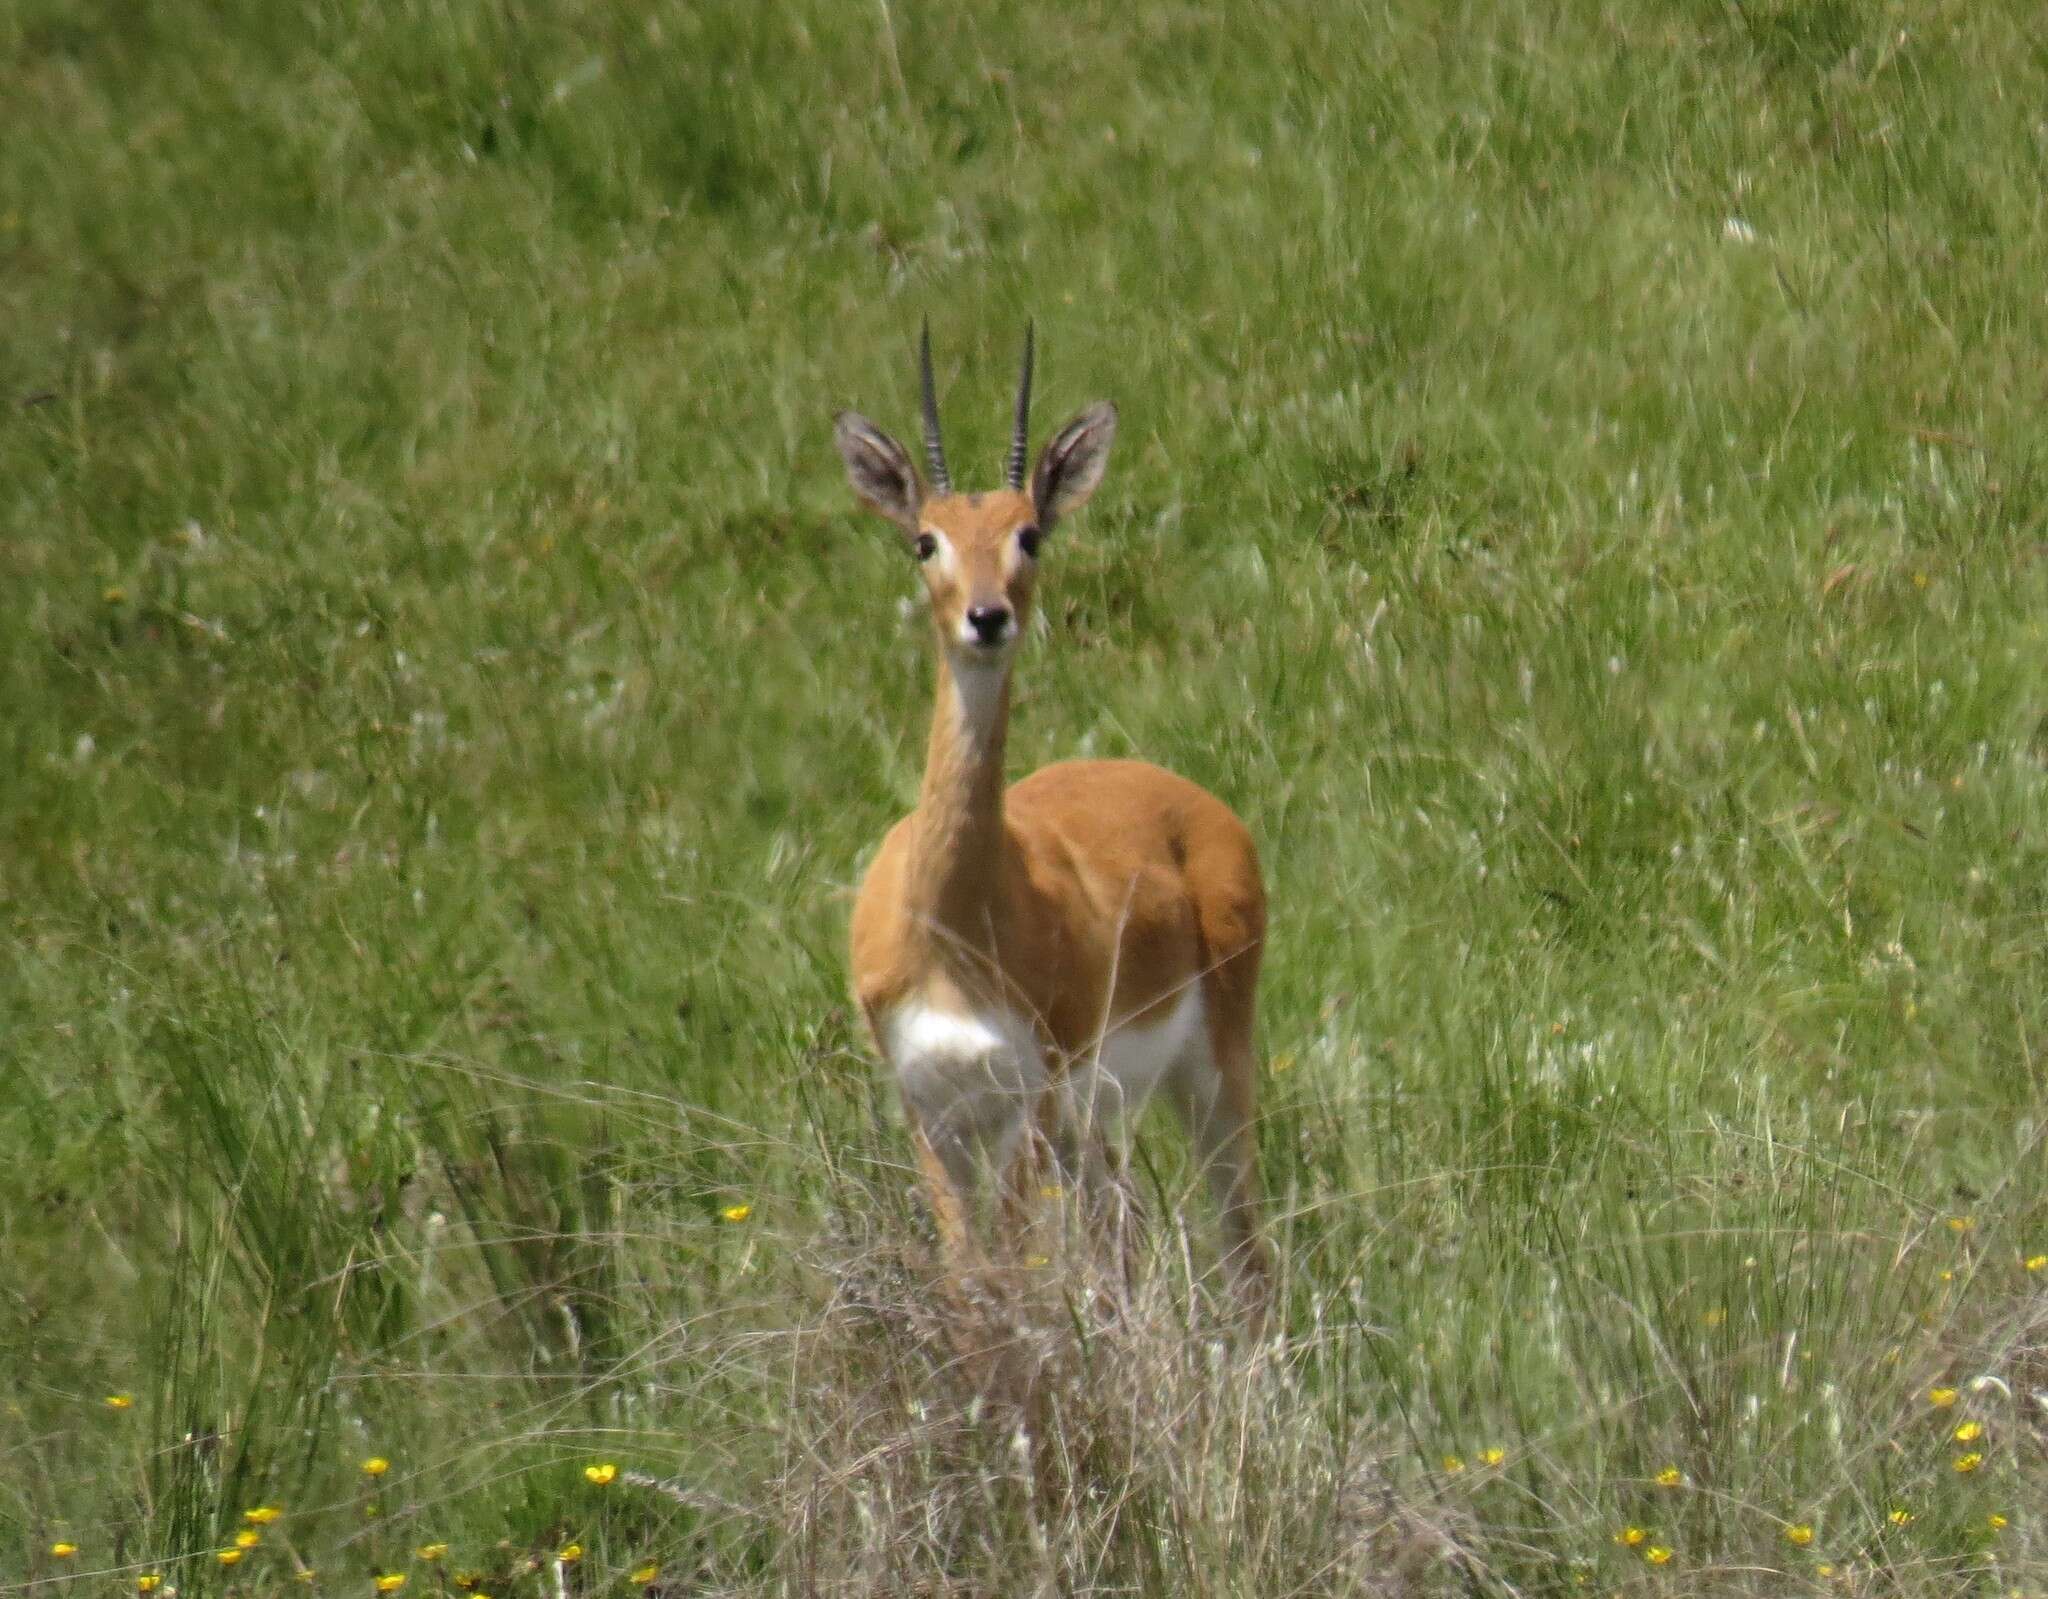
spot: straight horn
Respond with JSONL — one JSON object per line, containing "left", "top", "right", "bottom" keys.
{"left": 918, "top": 318, "right": 952, "bottom": 494}
{"left": 1007, "top": 320, "right": 1034, "bottom": 491}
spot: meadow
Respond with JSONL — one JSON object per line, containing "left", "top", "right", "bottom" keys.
{"left": 4, "top": 0, "right": 2047, "bottom": 1592}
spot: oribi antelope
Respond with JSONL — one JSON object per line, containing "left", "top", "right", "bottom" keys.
{"left": 834, "top": 324, "right": 1270, "bottom": 1310}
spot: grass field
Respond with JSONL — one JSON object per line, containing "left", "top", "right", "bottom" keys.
{"left": 6, "top": 0, "right": 2048, "bottom": 1592}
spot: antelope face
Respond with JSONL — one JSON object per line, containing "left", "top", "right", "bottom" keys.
{"left": 834, "top": 323, "right": 1117, "bottom": 669}
{"left": 911, "top": 490, "right": 1041, "bottom": 661}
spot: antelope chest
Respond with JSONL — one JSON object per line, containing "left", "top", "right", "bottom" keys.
{"left": 877, "top": 985, "right": 1210, "bottom": 1155}
{"left": 879, "top": 1000, "right": 1047, "bottom": 1171}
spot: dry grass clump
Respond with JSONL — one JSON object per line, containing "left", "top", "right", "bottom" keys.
{"left": 760, "top": 1202, "right": 1458, "bottom": 1599}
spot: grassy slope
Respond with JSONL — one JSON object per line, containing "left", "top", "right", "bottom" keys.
{"left": 4, "top": 0, "right": 2046, "bottom": 1591}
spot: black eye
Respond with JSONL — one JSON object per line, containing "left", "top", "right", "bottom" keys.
{"left": 1018, "top": 527, "right": 1042, "bottom": 559}
{"left": 914, "top": 533, "right": 937, "bottom": 562}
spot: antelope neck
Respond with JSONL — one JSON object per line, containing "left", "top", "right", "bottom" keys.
{"left": 904, "top": 647, "right": 1012, "bottom": 959}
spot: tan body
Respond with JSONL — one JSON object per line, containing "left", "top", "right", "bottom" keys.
{"left": 835, "top": 333, "right": 1270, "bottom": 1306}
{"left": 853, "top": 758, "right": 1264, "bottom": 1072}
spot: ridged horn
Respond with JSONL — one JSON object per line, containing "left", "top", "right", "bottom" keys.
{"left": 1007, "top": 320, "right": 1035, "bottom": 491}
{"left": 918, "top": 318, "right": 951, "bottom": 494}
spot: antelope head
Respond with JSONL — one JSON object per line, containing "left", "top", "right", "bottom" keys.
{"left": 835, "top": 322, "right": 1117, "bottom": 666}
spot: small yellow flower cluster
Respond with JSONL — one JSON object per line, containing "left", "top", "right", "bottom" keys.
{"left": 1654, "top": 1466, "right": 1683, "bottom": 1488}
{"left": 1609, "top": 1524, "right": 1674, "bottom": 1564}
{"left": 1888, "top": 1508, "right": 1915, "bottom": 1527}
{"left": 244, "top": 1506, "right": 284, "bottom": 1525}
{"left": 1785, "top": 1525, "right": 1815, "bottom": 1547}
{"left": 584, "top": 1462, "right": 618, "bottom": 1485}
{"left": 375, "top": 1575, "right": 407, "bottom": 1593}
{"left": 362, "top": 1456, "right": 391, "bottom": 1477}
{"left": 50, "top": 1543, "right": 78, "bottom": 1558}
{"left": 719, "top": 1203, "right": 752, "bottom": 1223}
{"left": 416, "top": 1544, "right": 448, "bottom": 1562}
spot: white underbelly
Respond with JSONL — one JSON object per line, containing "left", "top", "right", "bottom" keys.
{"left": 1066, "top": 985, "right": 1207, "bottom": 1132}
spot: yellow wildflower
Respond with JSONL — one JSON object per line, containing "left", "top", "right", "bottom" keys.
{"left": 51, "top": 1543, "right": 78, "bottom": 1558}
{"left": 1888, "top": 1508, "right": 1915, "bottom": 1526}
{"left": 138, "top": 1576, "right": 163, "bottom": 1593}
{"left": 1816, "top": 1564, "right": 1835, "bottom": 1578}
{"left": 1785, "top": 1525, "right": 1815, "bottom": 1547}
{"left": 1441, "top": 1455, "right": 1465, "bottom": 1474}
{"left": 1954, "top": 1451, "right": 1983, "bottom": 1473}
{"left": 244, "top": 1506, "right": 284, "bottom": 1525}
{"left": 584, "top": 1463, "right": 618, "bottom": 1486}
{"left": 1480, "top": 1447, "right": 1505, "bottom": 1466}
{"left": 1616, "top": 1526, "right": 1648, "bottom": 1547}
{"left": 218, "top": 1550, "right": 244, "bottom": 1567}
{"left": 104, "top": 587, "right": 127, "bottom": 605}
{"left": 375, "top": 1577, "right": 407, "bottom": 1594}
{"left": 1928, "top": 1387, "right": 1958, "bottom": 1408}
{"left": 2026, "top": 1254, "right": 2046, "bottom": 1272}
{"left": 106, "top": 1393, "right": 135, "bottom": 1409}
{"left": 719, "top": 1203, "right": 751, "bottom": 1223}
{"left": 415, "top": 1545, "right": 448, "bottom": 1563}
{"left": 558, "top": 1546, "right": 583, "bottom": 1565}
{"left": 1645, "top": 1546, "right": 1673, "bottom": 1565}
{"left": 362, "top": 1455, "right": 391, "bottom": 1476}
{"left": 235, "top": 1530, "right": 262, "bottom": 1549}
{"left": 453, "top": 1575, "right": 479, "bottom": 1591}
{"left": 630, "top": 1567, "right": 659, "bottom": 1586}
{"left": 1988, "top": 1513, "right": 2008, "bottom": 1531}
{"left": 1655, "top": 1466, "right": 1683, "bottom": 1487}
{"left": 1947, "top": 1216, "right": 1975, "bottom": 1233}
{"left": 1955, "top": 1421, "right": 1984, "bottom": 1442}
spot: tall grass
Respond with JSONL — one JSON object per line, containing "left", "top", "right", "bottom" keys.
{"left": 4, "top": 0, "right": 2046, "bottom": 1592}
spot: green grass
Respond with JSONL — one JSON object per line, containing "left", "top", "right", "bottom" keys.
{"left": 5, "top": 0, "right": 2048, "bottom": 1592}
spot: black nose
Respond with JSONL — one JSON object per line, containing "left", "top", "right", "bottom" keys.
{"left": 966, "top": 605, "right": 1012, "bottom": 646}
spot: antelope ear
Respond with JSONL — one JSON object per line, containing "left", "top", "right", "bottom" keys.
{"left": 833, "top": 411, "right": 922, "bottom": 535}
{"left": 1030, "top": 403, "right": 1117, "bottom": 530}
